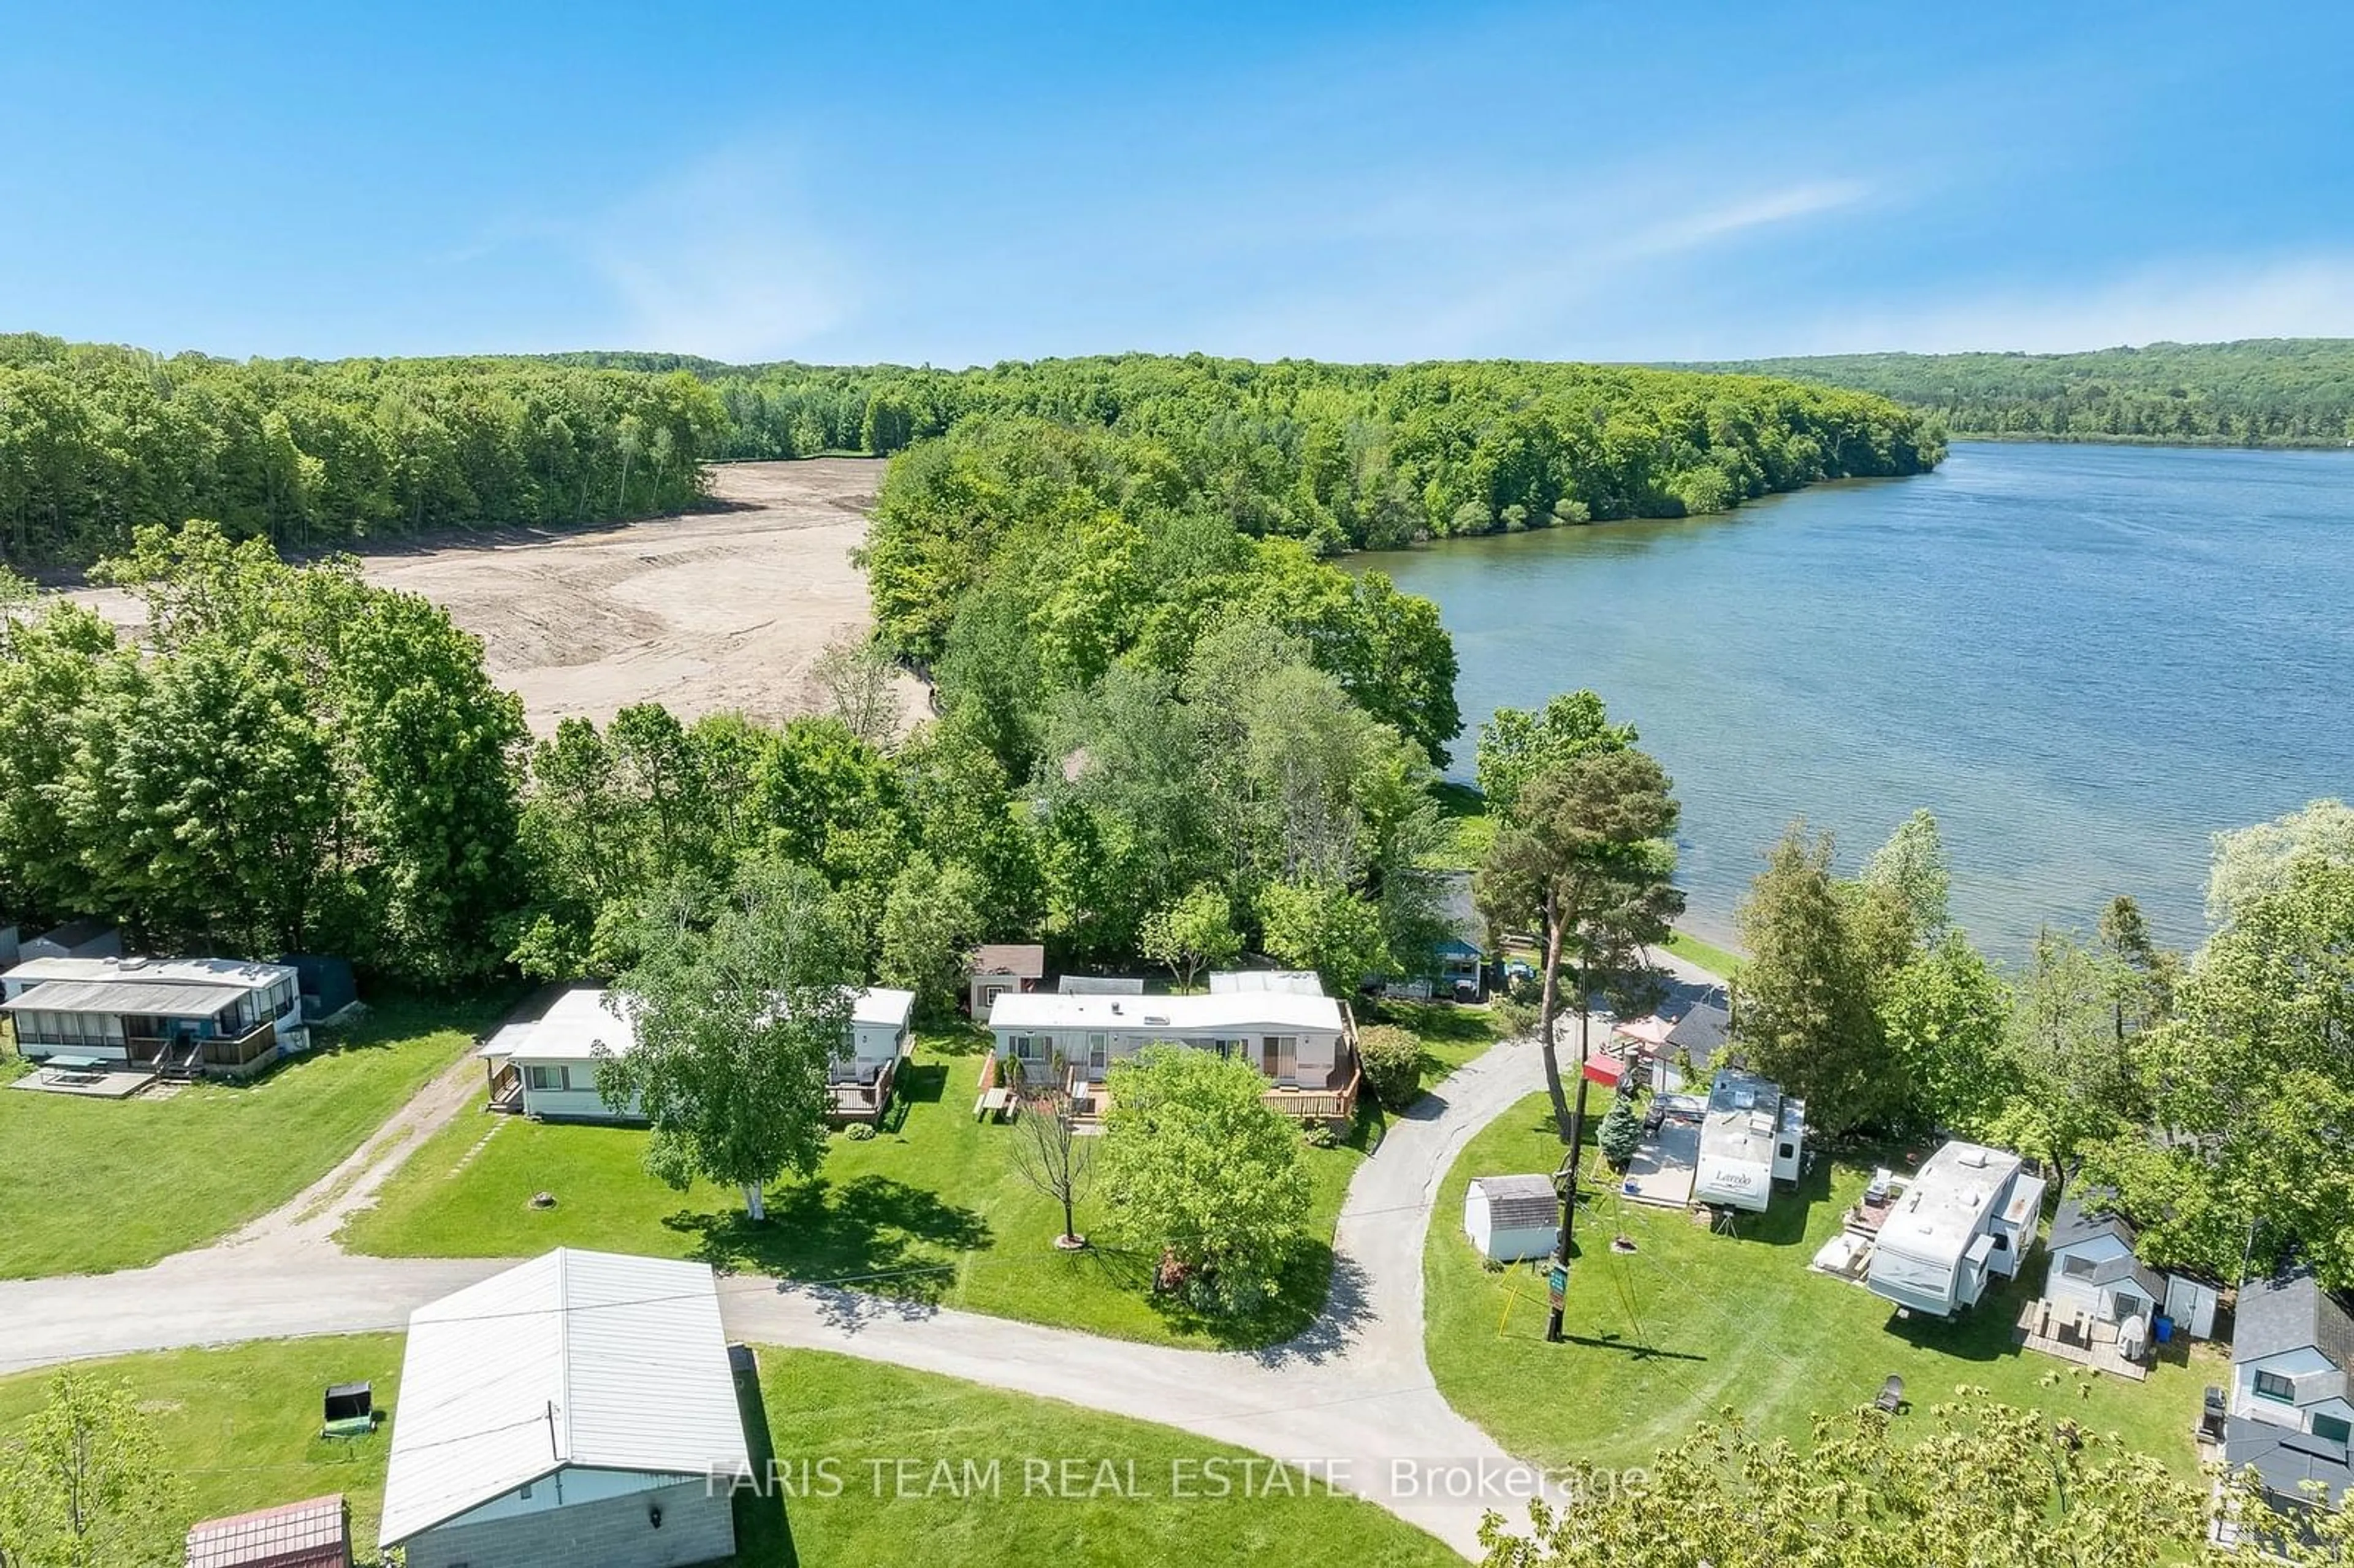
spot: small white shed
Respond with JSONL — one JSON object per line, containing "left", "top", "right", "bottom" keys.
{"left": 1464, "top": 1174, "right": 1560, "bottom": 1263}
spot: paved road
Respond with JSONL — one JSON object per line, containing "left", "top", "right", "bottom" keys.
{"left": 0, "top": 961, "right": 1726, "bottom": 1557}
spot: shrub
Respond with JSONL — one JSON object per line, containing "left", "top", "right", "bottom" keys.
{"left": 1598, "top": 1092, "right": 1644, "bottom": 1170}
{"left": 843, "top": 1122, "right": 877, "bottom": 1142}
{"left": 1357, "top": 1024, "right": 1423, "bottom": 1111}
{"left": 1301, "top": 1121, "right": 1339, "bottom": 1149}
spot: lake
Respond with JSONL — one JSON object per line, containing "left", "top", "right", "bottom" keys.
{"left": 1366, "top": 441, "right": 2354, "bottom": 959}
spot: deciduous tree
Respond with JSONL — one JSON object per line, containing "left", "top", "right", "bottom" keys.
{"left": 601, "top": 858, "right": 860, "bottom": 1221}
{"left": 1139, "top": 884, "right": 1242, "bottom": 992}
{"left": 0, "top": 1369, "right": 186, "bottom": 1568}
{"left": 1099, "top": 1045, "right": 1309, "bottom": 1314}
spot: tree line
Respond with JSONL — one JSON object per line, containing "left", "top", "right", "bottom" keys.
{"left": 1697, "top": 339, "right": 2354, "bottom": 446}
{"left": 0, "top": 333, "right": 726, "bottom": 566}
{"left": 0, "top": 334, "right": 1943, "bottom": 569}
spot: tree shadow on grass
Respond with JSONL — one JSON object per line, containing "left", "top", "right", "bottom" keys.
{"left": 1883, "top": 1279, "right": 2036, "bottom": 1364}
{"left": 894, "top": 1062, "right": 948, "bottom": 1104}
{"left": 1144, "top": 1234, "right": 1342, "bottom": 1354}
{"left": 666, "top": 1174, "right": 992, "bottom": 1309}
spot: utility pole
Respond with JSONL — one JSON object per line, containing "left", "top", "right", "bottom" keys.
{"left": 1544, "top": 984, "right": 1599, "bottom": 1344}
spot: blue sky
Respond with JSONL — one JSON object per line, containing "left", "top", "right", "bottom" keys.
{"left": 6, "top": 1, "right": 2352, "bottom": 365}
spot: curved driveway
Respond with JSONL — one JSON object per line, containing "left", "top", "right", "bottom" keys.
{"left": 0, "top": 1029, "right": 1585, "bottom": 1556}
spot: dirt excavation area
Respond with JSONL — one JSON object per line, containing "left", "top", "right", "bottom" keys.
{"left": 354, "top": 458, "right": 919, "bottom": 733}
{"left": 60, "top": 459, "right": 923, "bottom": 735}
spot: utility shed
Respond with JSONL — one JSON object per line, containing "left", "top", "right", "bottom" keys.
{"left": 185, "top": 1494, "right": 351, "bottom": 1568}
{"left": 1464, "top": 1174, "right": 1560, "bottom": 1263}
{"left": 379, "top": 1249, "right": 752, "bottom": 1568}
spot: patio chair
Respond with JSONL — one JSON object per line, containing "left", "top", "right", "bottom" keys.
{"left": 1873, "top": 1374, "right": 1905, "bottom": 1415}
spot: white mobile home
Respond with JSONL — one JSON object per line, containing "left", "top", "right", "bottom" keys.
{"left": 482, "top": 986, "right": 915, "bottom": 1124}
{"left": 1463, "top": 1174, "right": 1560, "bottom": 1263}
{"left": 988, "top": 974, "right": 1358, "bottom": 1123}
{"left": 1864, "top": 1141, "right": 2043, "bottom": 1317}
{"left": 379, "top": 1249, "right": 751, "bottom": 1568}
{"left": 1, "top": 954, "right": 307, "bottom": 1080}
{"left": 1690, "top": 1070, "right": 1804, "bottom": 1214}
{"left": 2040, "top": 1192, "right": 2220, "bottom": 1341}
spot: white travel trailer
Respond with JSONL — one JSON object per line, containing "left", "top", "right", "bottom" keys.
{"left": 1865, "top": 1141, "right": 2044, "bottom": 1317}
{"left": 1690, "top": 1070, "right": 1805, "bottom": 1213}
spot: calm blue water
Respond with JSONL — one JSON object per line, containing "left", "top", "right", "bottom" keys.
{"left": 1367, "top": 442, "right": 2354, "bottom": 957}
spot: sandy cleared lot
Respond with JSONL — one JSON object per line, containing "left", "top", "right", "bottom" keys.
{"left": 72, "top": 459, "right": 919, "bottom": 736}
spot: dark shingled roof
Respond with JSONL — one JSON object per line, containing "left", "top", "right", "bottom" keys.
{"left": 2048, "top": 1190, "right": 2138, "bottom": 1254}
{"left": 1472, "top": 1174, "right": 1560, "bottom": 1231}
{"left": 1666, "top": 1000, "right": 1728, "bottom": 1060}
{"left": 2238, "top": 1267, "right": 2354, "bottom": 1370}
{"left": 2226, "top": 1418, "right": 2354, "bottom": 1508}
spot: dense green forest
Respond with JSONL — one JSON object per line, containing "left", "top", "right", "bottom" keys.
{"left": 700, "top": 354, "right": 1946, "bottom": 547}
{"left": 1692, "top": 339, "right": 2354, "bottom": 446}
{"left": 0, "top": 337, "right": 1941, "bottom": 568}
{"left": 0, "top": 333, "right": 726, "bottom": 566}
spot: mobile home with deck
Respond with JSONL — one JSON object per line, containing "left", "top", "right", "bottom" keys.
{"left": 987, "top": 973, "right": 1360, "bottom": 1124}
{"left": 1, "top": 954, "right": 307, "bottom": 1079}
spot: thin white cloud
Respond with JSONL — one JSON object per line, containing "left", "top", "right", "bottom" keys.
{"left": 1637, "top": 179, "right": 1873, "bottom": 255}
{"left": 585, "top": 147, "right": 853, "bottom": 361}
{"left": 1785, "top": 256, "right": 2354, "bottom": 355}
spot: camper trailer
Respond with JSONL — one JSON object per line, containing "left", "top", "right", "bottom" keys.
{"left": 1864, "top": 1141, "right": 2044, "bottom": 1317}
{"left": 1690, "top": 1070, "right": 1805, "bottom": 1213}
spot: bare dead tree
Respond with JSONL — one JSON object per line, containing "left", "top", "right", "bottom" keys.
{"left": 810, "top": 633, "right": 902, "bottom": 745}
{"left": 1007, "top": 1069, "right": 1094, "bottom": 1249}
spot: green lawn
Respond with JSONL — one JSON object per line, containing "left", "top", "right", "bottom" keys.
{"left": 0, "top": 1334, "right": 408, "bottom": 1552}
{"left": 1426, "top": 1091, "right": 2214, "bottom": 1480}
{"left": 1369, "top": 998, "right": 1510, "bottom": 1079}
{"left": 343, "top": 1042, "right": 1370, "bottom": 1350}
{"left": 1661, "top": 928, "right": 1745, "bottom": 980}
{"left": 0, "top": 1337, "right": 1457, "bottom": 1568}
{"left": 0, "top": 997, "right": 505, "bottom": 1279}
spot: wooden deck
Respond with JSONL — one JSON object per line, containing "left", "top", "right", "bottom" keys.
{"left": 826, "top": 1056, "right": 898, "bottom": 1125}
{"left": 1056, "top": 1052, "right": 1362, "bottom": 1128}
{"left": 2014, "top": 1297, "right": 2152, "bottom": 1380}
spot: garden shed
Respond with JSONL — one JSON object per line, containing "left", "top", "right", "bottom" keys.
{"left": 1463, "top": 1174, "right": 1560, "bottom": 1263}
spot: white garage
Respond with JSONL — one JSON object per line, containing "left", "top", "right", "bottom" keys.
{"left": 1463, "top": 1174, "right": 1561, "bottom": 1263}
{"left": 379, "top": 1249, "right": 753, "bottom": 1568}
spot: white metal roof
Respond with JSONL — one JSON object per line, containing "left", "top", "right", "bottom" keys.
{"left": 988, "top": 986, "right": 1343, "bottom": 1036}
{"left": 0, "top": 978, "right": 249, "bottom": 1017}
{"left": 2, "top": 954, "right": 292, "bottom": 992}
{"left": 482, "top": 987, "right": 642, "bottom": 1064}
{"left": 1875, "top": 1141, "right": 2025, "bottom": 1268}
{"left": 379, "top": 1249, "right": 750, "bottom": 1546}
{"left": 484, "top": 984, "right": 912, "bottom": 1064}
{"left": 1207, "top": 970, "right": 1324, "bottom": 995}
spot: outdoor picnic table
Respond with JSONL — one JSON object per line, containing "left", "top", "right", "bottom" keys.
{"left": 39, "top": 1055, "right": 107, "bottom": 1084}
{"left": 974, "top": 1086, "right": 1016, "bottom": 1122}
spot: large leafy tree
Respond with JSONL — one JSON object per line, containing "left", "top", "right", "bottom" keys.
{"left": 601, "top": 857, "right": 861, "bottom": 1222}
{"left": 876, "top": 852, "right": 988, "bottom": 1022}
{"left": 1861, "top": 806, "right": 1952, "bottom": 940}
{"left": 1478, "top": 1394, "right": 2215, "bottom": 1568}
{"left": 2091, "top": 851, "right": 2354, "bottom": 1285}
{"left": 1880, "top": 931, "right": 2014, "bottom": 1138}
{"left": 0, "top": 1370, "right": 187, "bottom": 1568}
{"left": 1994, "top": 928, "right": 2143, "bottom": 1199}
{"left": 1139, "top": 883, "right": 1242, "bottom": 992}
{"left": 1731, "top": 824, "right": 1894, "bottom": 1135}
{"left": 1475, "top": 745, "right": 1682, "bottom": 1144}
{"left": 1472, "top": 691, "right": 1635, "bottom": 817}
{"left": 1098, "top": 1045, "right": 1310, "bottom": 1315}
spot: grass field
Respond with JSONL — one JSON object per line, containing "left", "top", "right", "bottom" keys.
{"left": 343, "top": 1043, "right": 1370, "bottom": 1350}
{"left": 0, "top": 1338, "right": 1457, "bottom": 1567}
{"left": 1425, "top": 1090, "right": 2214, "bottom": 1482}
{"left": 1661, "top": 929, "right": 1745, "bottom": 980}
{"left": 0, "top": 997, "right": 505, "bottom": 1279}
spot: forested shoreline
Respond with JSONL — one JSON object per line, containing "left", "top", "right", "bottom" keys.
{"left": 1693, "top": 339, "right": 2354, "bottom": 447}
{"left": 1, "top": 336, "right": 1939, "bottom": 568}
